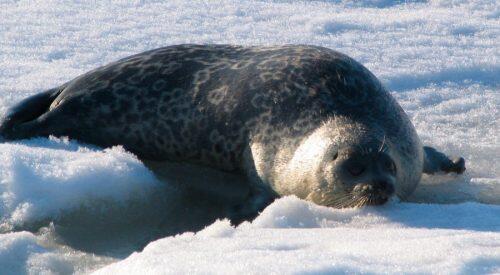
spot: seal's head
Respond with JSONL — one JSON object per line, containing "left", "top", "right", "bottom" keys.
{"left": 274, "top": 117, "right": 422, "bottom": 208}
{"left": 310, "top": 139, "right": 397, "bottom": 207}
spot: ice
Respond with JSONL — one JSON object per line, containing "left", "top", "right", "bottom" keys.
{"left": 0, "top": 0, "right": 498, "bottom": 274}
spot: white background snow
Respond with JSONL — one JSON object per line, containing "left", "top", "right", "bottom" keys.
{"left": 0, "top": 0, "right": 499, "bottom": 274}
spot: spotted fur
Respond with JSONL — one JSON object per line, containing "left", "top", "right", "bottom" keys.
{"left": 0, "top": 44, "right": 427, "bottom": 211}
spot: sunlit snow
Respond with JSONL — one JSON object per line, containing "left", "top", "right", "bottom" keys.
{"left": 0, "top": 0, "right": 498, "bottom": 274}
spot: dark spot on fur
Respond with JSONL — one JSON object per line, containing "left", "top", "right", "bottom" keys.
{"left": 138, "top": 101, "right": 147, "bottom": 110}
{"left": 142, "top": 111, "right": 153, "bottom": 120}
{"left": 129, "top": 75, "right": 142, "bottom": 84}
{"left": 119, "top": 99, "right": 131, "bottom": 110}
{"left": 152, "top": 80, "right": 167, "bottom": 91}
{"left": 173, "top": 89, "right": 182, "bottom": 98}
{"left": 214, "top": 143, "right": 222, "bottom": 153}
{"left": 157, "top": 137, "right": 165, "bottom": 145}
{"left": 93, "top": 91, "right": 114, "bottom": 104}
{"left": 161, "top": 94, "right": 171, "bottom": 102}
{"left": 144, "top": 101, "right": 155, "bottom": 109}
{"left": 126, "top": 114, "right": 139, "bottom": 123}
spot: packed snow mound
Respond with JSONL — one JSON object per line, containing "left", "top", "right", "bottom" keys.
{"left": 96, "top": 197, "right": 500, "bottom": 275}
{"left": 0, "top": 137, "right": 161, "bottom": 231}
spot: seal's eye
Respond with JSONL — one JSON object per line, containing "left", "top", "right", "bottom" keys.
{"left": 333, "top": 152, "right": 338, "bottom": 160}
{"left": 347, "top": 163, "right": 365, "bottom": 176}
{"left": 385, "top": 159, "right": 396, "bottom": 174}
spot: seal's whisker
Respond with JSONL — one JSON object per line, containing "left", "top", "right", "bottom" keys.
{"left": 348, "top": 196, "right": 361, "bottom": 208}
{"left": 329, "top": 195, "right": 351, "bottom": 208}
{"left": 358, "top": 196, "right": 368, "bottom": 207}
{"left": 332, "top": 194, "right": 355, "bottom": 208}
{"left": 379, "top": 135, "right": 386, "bottom": 153}
{"left": 357, "top": 197, "right": 367, "bottom": 207}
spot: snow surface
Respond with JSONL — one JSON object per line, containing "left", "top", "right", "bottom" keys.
{"left": 97, "top": 197, "right": 500, "bottom": 274}
{"left": 0, "top": 0, "right": 498, "bottom": 274}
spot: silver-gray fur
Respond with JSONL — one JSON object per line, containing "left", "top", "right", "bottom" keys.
{"left": 0, "top": 44, "right": 465, "bottom": 221}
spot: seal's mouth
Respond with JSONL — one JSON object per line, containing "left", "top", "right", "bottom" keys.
{"left": 348, "top": 181, "right": 395, "bottom": 207}
{"left": 310, "top": 181, "right": 395, "bottom": 208}
{"left": 322, "top": 182, "right": 394, "bottom": 208}
{"left": 321, "top": 191, "right": 391, "bottom": 208}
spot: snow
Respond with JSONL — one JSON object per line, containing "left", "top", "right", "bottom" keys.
{"left": 0, "top": 137, "right": 160, "bottom": 230}
{"left": 0, "top": 230, "right": 114, "bottom": 274}
{"left": 0, "top": 0, "right": 498, "bottom": 274}
{"left": 97, "top": 197, "right": 500, "bottom": 274}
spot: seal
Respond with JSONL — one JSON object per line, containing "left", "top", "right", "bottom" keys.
{"left": 0, "top": 44, "right": 465, "bottom": 221}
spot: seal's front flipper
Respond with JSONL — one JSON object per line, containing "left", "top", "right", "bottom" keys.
{"left": 228, "top": 187, "right": 277, "bottom": 225}
{"left": 423, "top": 146, "right": 466, "bottom": 175}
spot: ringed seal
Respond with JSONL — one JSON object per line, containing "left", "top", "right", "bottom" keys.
{"left": 0, "top": 44, "right": 465, "bottom": 221}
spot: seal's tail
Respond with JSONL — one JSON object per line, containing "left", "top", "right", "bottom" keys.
{"left": 0, "top": 87, "right": 62, "bottom": 140}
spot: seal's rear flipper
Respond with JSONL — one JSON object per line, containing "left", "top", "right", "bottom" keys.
{"left": 0, "top": 87, "right": 62, "bottom": 140}
{"left": 423, "top": 146, "right": 466, "bottom": 175}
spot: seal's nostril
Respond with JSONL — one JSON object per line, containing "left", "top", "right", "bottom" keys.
{"left": 386, "top": 182, "right": 395, "bottom": 195}
{"left": 374, "top": 181, "right": 395, "bottom": 195}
